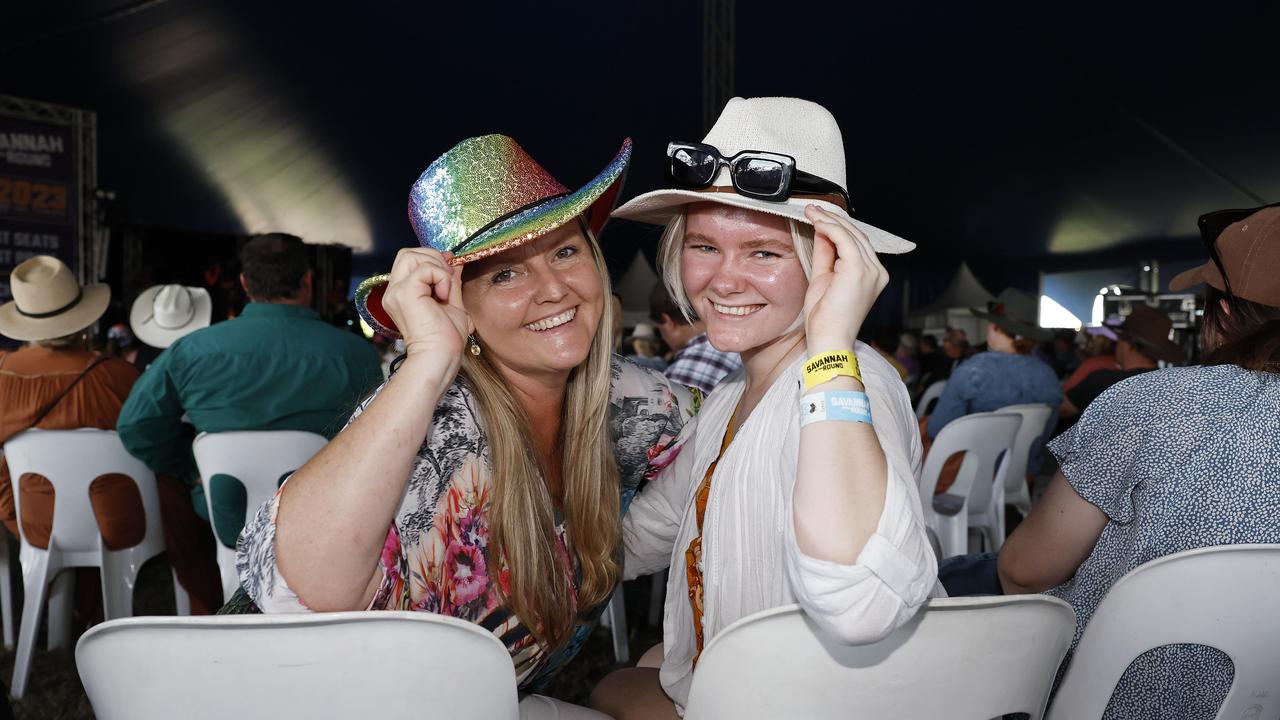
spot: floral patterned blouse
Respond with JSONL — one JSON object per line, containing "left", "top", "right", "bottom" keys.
{"left": 236, "top": 357, "right": 694, "bottom": 692}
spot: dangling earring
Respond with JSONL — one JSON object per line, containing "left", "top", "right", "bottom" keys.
{"left": 468, "top": 334, "right": 481, "bottom": 356}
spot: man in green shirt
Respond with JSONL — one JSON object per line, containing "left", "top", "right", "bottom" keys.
{"left": 118, "top": 234, "right": 382, "bottom": 608}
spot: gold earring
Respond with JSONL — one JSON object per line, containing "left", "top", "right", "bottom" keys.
{"left": 468, "top": 335, "right": 481, "bottom": 356}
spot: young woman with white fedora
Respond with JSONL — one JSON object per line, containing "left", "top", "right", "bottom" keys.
{"left": 591, "top": 97, "right": 939, "bottom": 718}
{"left": 234, "top": 135, "right": 692, "bottom": 716}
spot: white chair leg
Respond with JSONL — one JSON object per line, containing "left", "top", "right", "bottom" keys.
{"left": 99, "top": 551, "right": 135, "bottom": 620}
{"left": 648, "top": 571, "right": 666, "bottom": 628}
{"left": 45, "top": 569, "right": 73, "bottom": 650}
{"left": 607, "top": 586, "right": 629, "bottom": 664}
{"left": 172, "top": 569, "right": 191, "bottom": 616}
{"left": 0, "top": 537, "right": 13, "bottom": 650}
{"left": 11, "top": 550, "right": 52, "bottom": 699}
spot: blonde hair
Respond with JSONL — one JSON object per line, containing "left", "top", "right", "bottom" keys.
{"left": 459, "top": 223, "right": 619, "bottom": 650}
{"left": 656, "top": 207, "right": 815, "bottom": 322}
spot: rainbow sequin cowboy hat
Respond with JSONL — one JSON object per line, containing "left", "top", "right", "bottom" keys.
{"left": 357, "top": 134, "right": 632, "bottom": 337}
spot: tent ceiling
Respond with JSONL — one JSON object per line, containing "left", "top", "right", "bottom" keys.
{"left": 5, "top": 0, "right": 1278, "bottom": 273}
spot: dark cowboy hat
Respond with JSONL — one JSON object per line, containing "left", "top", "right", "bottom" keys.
{"left": 1113, "top": 304, "right": 1184, "bottom": 364}
{"left": 970, "top": 288, "right": 1054, "bottom": 343}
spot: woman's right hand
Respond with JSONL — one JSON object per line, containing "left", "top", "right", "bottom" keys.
{"left": 380, "top": 248, "right": 472, "bottom": 375}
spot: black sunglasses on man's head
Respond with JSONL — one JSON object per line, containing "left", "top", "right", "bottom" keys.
{"left": 666, "top": 141, "right": 852, "bottom": 212}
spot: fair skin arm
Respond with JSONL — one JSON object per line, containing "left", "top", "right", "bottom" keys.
{"left": 792, "top": 206, "right": 891, "bottom": 564}
{"left": 997, "top": 470, "right": 1108, "bottom": 594}
{"left": 274, "top": 249, "right": 471, "bottom": 611}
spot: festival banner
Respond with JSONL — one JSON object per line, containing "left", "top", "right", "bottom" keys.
{"left": 0, "top": 109, "right": 82, "bottom": 301}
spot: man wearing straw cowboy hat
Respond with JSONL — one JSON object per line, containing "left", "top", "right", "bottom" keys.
{"left": 0, "top": 256, "right": 148, "bottom": 627}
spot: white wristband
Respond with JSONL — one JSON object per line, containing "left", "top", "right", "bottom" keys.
{"left": 800, "top": 391, "right": 873, "bottom": 427}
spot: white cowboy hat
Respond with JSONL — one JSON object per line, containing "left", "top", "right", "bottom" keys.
{"left": 0, "top": 256, "right": 110, "bottom": 342}
{"left": 612, "top": 97, "right": 914, "bottom": 254}
{"left": 130, "top": 284, "right": 212, "bottom": 348}
{"left": 626, "top": 322, "right": 658, "bottom": 341}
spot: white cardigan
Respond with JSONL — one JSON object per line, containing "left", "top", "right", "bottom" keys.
{"left": 623, "top": 342, "right": 942, "bottom": 711}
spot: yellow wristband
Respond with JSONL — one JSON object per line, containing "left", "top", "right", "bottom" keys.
{"left": 803, "top": 350, "right": 861, "bottom": 390}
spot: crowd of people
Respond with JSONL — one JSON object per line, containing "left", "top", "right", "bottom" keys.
{"left": 0, "top": 96, "right": 1276, "bottom": 718}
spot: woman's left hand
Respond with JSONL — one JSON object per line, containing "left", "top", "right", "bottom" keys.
{"left": 802, "top": 204, "right": 889, "bottom": 353}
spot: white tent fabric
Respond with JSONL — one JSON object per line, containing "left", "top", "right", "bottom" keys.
{"left": 910, "top": 263, "right": 996, "bottom": 338}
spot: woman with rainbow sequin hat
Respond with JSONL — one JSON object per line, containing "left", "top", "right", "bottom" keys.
{"left": 234, "top": 134, "right": 694, "bottom": 715}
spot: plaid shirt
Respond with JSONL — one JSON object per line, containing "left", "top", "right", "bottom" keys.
{"left": 665, "top": 333, "right": 741, "bottom": 394}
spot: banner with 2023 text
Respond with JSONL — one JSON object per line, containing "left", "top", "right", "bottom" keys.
{"left": 0, "top": 114, "right": 79, "bottom": 301}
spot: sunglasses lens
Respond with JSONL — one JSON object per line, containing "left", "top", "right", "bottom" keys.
{"left": 733, "top": 158, "right": 787, "bottom": 197}
{"left": 669, "top": 148, "right": 718, "bottom": 187}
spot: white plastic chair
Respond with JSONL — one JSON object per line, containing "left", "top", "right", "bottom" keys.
{"left": 997, "top": 403, "right": 1054, "bottom": 522}
{"left": 684, "top": 596, "right": 1076, "bottom": 719}
{"left": 1048, "top": 544, "right": 1280, "bottom": 720}
{"left": 192, "top": 431, "right": 327, "bottom": 600}
{"left": 75, "top": 610, "right": 520, "bottom": 719}
{"left": 4, "top": 428, "right": 187, "bottom": 698}
{"left": 915, "top": 379, "right": 948, "bottom": 420}
{"left": 919, "top": 412, "right": 1021, "bottom": 558}
{"left": 968, "top": 403, "right": 1053, "bottom": 550}
{"left": 0, "top": 450, "right": 14, "bottom": 650}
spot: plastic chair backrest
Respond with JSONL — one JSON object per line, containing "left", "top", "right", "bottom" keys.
{"left": 684, "top": 596, "right": 1076, "bottom": 719}
{"left": 919, "top": 412, "right": 1021, "bottom": 509}
{"left": 4, "top": 429, "right": 163, "bottom": 563}
{"left": 193, "top": 431, "right": 327, "bottom": 597}
{"left": 1048, "top": 544, "right": 1280, "bottom": 720}
{"left": 915, "top": 379, "right": 948, "bottom": 420}
{"left": 192, "top": 430, "right": 326, "bottom": 545}
{"left": 76, "top": 611, "right": 520, "bottom": 720}
{"left": 995, "top": 403, "right": 1053, "bottom": 494}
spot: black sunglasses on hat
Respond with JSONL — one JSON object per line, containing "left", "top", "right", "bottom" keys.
{"left": 1197, "top": 201, "right": 1280, "bottom": 303}
{"left": 666, "top": 141, "right": 852, "bottom": 212}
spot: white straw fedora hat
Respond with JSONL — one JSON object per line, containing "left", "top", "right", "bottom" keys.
{"left": 613, "top": 97, "right": 914, "bottom": 254}
{"left": 130, "top": 284, "right": 212, "bottom": 348}
{"left": 0, "top": 256, "right": 110, "bottom": 342}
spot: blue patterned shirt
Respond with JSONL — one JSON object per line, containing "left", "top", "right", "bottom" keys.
{"left": 927, "top": 351, "right": 1061, "bottom": 471}
{"left": 1047, "top": 364, "right": 1280, "bottom": 718}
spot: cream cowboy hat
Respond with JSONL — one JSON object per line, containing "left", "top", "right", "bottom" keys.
{"left": 130, "top": 284, "right": 213, "bottom": 348}
{"left": 612, "top": 97, "right": 914, "bottom": 254}
{"left": 0, "top": 256, "right": 110, "bottom": 342}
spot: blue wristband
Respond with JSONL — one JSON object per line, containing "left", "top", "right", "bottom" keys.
{"left": 799, "top": 390, "right": 873, "bottom": 427}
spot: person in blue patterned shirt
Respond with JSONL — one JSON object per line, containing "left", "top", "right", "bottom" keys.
{"left": 999, "top": 204, "right": 1280, "bottom": 718}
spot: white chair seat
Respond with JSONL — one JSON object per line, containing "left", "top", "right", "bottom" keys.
{"left": 932, "top": 493, "right": 966, "bottom": 516}
{"left": 684, "top": 596, "right": 1076, "bottom": 719}
{"left": 76, "top": 611, "right": 520, "bottom": 719}
{"left": 4, "top": 428, "right": 186, "bottom": 698}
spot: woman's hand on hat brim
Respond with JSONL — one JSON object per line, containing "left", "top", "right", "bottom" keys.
{"left": 382, "top": 248, "right": 472, "bottom": 377}
{"left": 802, "top": 205, "right": 888, "bottom": 355}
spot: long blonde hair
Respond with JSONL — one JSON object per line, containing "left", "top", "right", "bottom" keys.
{"left": 459, "top": 222, "right": 619, "bottom": 649}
